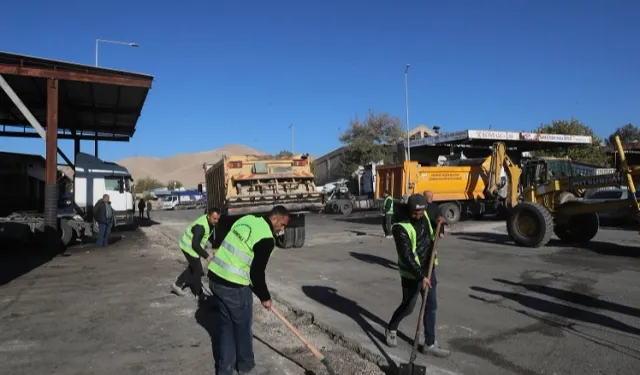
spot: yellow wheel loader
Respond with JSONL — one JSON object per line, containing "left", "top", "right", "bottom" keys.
{"left": 485, "top": 135, "right": 640, "bottom": 248}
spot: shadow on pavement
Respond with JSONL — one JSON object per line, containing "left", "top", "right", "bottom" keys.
{"left": 494, "top": 278, "right": 640, "bottom": 319}
{"left": 350, "top": 252, "right": 398, "bottom": 271}
{"left": 133, "top": 217, "right": 161, "bottom": 227}
{"left": 335, "top": 215, "right": 382, "bottom": 226}
{"left": 469, "top": 284, "right": 640, "bottom": 337}
{"left": 458, "top": 232, "right": 640, "bottom": 258}
{"left": 302, "top": 285, "right": 411, "bottom": 374}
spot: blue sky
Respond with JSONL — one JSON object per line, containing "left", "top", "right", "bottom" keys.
{"left": 0, "top": 0, "right": 638, "bottom": 162}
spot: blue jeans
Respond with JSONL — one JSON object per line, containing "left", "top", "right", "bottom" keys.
{"left": 97, "top": 222, "right": 112, "bottom": 246}
{"left": 210, "top": 280, "right": 255, "bottom": 375}
{"left": 388, "top": 270, "right": 438, "bottom": 346}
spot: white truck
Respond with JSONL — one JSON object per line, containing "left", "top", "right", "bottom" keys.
{"left": 0, "top": 152, "right": 135, "bottom": 246}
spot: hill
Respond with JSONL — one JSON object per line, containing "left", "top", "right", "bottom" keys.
{"left": 116, "top": 144, "right": 267, "bottom": 188}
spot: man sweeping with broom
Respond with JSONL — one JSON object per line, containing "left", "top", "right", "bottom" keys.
{"left": 384, "top": 194, "right": 451, "bottom": 358}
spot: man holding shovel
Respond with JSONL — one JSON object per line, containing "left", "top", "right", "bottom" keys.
{"left": 207, "top": 205, "right": 290, "bottom": 375}
{"left": 385, "top": 194, "right": 451, "bottom": 357}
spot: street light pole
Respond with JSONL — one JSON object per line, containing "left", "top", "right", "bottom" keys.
{"left": 95, "top": 39, "right": 140, "bottom": 67}
{"left": 93, "top": 38, "right": 139, "bottom": 157}
{"left": 289, "top": 124, "right": 295, "bottom": 154}
{"left": 404, "top": 64, "right": 411, "bottom": 161}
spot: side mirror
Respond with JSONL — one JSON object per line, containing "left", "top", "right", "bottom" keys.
{"left": 119, "top": 182, "right": 124, "bottom": 194}
{"left": 197, "top": 183, "right": 203, "bottom": 193}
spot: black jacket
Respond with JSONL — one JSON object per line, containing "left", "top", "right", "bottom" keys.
{"left": 93, "top": 199, "right": 115, "bottom": 225}
{"left": 392, "top": 203, "right": 443, "bottom": 280}
{"left": 189, "top": 222, "right": 216, "bottom": 259}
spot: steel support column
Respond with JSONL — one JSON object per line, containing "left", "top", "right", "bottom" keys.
{"left": 44, "top": 78, "right": 59, "bottom": 230}
{"left": 94, "top": 139, "right": 99, "bottom": 157}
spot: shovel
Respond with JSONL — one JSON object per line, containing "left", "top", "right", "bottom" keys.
{"left": 271, "top": 306, "right": 338, "bottom": 375}
{"left": 398, "top": 221, "right": 443, "bottom": 375}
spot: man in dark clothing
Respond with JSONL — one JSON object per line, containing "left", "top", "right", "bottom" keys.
{"left": 138, "top": 198, "right": 146, "bottom": 218}
{"left": 382, "top": 192, "right": 394, "bottom": 238}
{"left": 384, "top": 194, "right": 450, "bottom": 357}
{"left": 94, "top": 194, "right": 116, "bottom": 247}
{"left": 171, "top": 208, "right": 221, "bottom": 298}
{"left": 207, "top": 206, "right": 290, "bottom": 375}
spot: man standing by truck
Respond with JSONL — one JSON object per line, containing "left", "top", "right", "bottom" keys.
{"left": 171, "top": 208, "right": 221, "bottom": 298}
{"left": 207, "top": 206, "right": 290, "bottom": 375}
{"left": 384, "top": 194, "right": 450, "bottom": 357}
{"left": 94, "top": 194, "right": 116, "bottom": 247}
{"left": 382, "top": 191, "right": 394, "bottom": 238}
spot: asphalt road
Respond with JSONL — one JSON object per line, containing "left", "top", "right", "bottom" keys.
{"left": 153, "top": 208, "right": 640, "bottom": 375}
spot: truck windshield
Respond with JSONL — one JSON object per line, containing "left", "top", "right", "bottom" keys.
{"left": 105, "top": 177, "right": 132, "bottom": 193}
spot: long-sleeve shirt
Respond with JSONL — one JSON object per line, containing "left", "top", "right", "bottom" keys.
{"left": 209, "top": 217, "right": 275, "bottom": 302}
{"left": 425, "top": 203, "right": 445, "bottom": 236}
{"left": 392, "top": 217, "right": 432, "bottom": 281}
{"left": 190, "top": 223, "right": 216, "bottom": 259}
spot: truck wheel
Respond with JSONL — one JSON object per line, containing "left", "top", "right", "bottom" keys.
{"left": 506, "top": 202, "right": 553, "bottom": 248}
{"left": 59, "top": 219, "right": 74, "bottom": 247}
{"left": 293, "top": 227, "right": 306, "bottom": 248}
{"left": 554, "top": 208, "right": 599, "bottom": 244}
{"left": 439, "top": 203, "right": 461, "bottom": 224}
{"left": 276, "top": 227, "right": 295, "bottom": 249}
{"left": 340, "top": 201, "right": 353, "bottom": 215}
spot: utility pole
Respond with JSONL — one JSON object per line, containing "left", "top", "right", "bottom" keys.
{"left": 289, "top": 124, "right": 295, "bottom": 154}
{"left": 404, "top": 64, "right": 411, "bottom": 161}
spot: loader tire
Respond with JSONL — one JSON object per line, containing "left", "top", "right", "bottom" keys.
{"left": 293, "top": 227, "right": 306, "bottom": 248}
{"left": 440, "top": 202, "right": 461, "bottom": 225}
{"left": 554, "top": 205, "right": 599, "bottom": 244}
{"left": 506, "top": 202, "right": 553, "bottom": 248}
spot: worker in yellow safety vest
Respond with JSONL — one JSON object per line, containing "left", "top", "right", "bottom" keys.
{"left": 171, "top": 208, "right": 221, "bottom": 298}
{"left": 384, "top": 194, "right": 450, "bottom": 358}
{"left": 382, "top": 191, "right": 395, "bottom": 238}
{"left": 207, "top": 205, "right": 290, "bottom": 375}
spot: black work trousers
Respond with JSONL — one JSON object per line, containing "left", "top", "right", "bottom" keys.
{"left": 175, "top": 250, "right": 204, "bottom": 296}
{"left": 382, "top": 214, "right": 393, "bottom": 236}
{"left": 387, "top": 271, "right": 438, "bottom": 346}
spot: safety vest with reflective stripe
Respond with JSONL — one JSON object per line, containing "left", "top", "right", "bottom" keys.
{"left": 207, "top": 215, "right": 274, "bottom": 286}
{"left": 179, "top": 215, "right": 212, "bottom": 258}
{"left": 394, "top": 216, "right": 438, "bottom": 279}
{"left": 384, "top": 196, "right": 394, "bottom": 214}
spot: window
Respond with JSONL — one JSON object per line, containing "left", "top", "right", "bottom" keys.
{"left": 105, "top": 177, "right": 123, "bottom": 192}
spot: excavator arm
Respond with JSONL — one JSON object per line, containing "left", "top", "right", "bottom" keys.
{"left": 486, "top": 142, "right": 522, "bottom": 208}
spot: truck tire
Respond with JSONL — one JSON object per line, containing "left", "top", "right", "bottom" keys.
{"left": 439, "top": 203, "right": 461, "bottom": 224}
{"left": 554, "top": 205, "right": 599, "bottom": 244}
{"left": 340, "top": 201, "right": 353, "bottom": 215}
{"left": 506, "top": 202, "right": 553, "bottom": 248}
{"left": 293, "top": 227, "right": 306, "bottom": 248}
{"left": 276, "top": 227, "right": 295, "bottom": 249}
{"left": 59, "top": 219, "right": 74, "bottom": 247}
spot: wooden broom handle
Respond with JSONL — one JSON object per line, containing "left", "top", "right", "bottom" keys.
{"left": 271, "top": 306, "right": 326, "bottom": 360}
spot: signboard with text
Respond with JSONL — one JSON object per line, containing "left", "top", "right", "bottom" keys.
{"left": 406, "top": 129, "right": 592, "bottom": 148}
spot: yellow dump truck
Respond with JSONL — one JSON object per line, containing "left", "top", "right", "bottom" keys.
{"left": 376, "top": 155, "right": 512, "bottom": 224}
{"left": 200, "top": 154, "right": 323, "bottom": 248}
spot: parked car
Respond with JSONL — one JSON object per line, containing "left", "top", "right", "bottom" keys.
{"left": 585, "top": 187, "right": 640, "bottom": 223}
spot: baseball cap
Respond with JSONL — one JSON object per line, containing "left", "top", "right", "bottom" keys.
{"left": 407, "top": 194, "right": 427, "bottom": 211}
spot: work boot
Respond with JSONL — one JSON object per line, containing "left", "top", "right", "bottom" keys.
{"left": 385, "top": 329, "right": 398, "bottom": 347}
{"left": 420, "top": 341, "right": 451, "bottom": 358}
{"left": 170, "top": 282, "right": 187, "bottom": 297}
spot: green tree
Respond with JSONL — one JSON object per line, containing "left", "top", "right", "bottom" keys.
{"left": 338, "top": 109, "right": 404, "bottom": 175}
{"left": 133, "top": 176, "right": 164, "bottom": 194}
{"left": 167, "top": 180, "right": 183, "bottom": 190}
{"left": 533, "top": 118, "right": 610, "bottom": 166}
{"left": 276, "top": 150, "right": 294, "bottom": 157}
{"left": 606, "top": 123, "right": 640, "bottom": 146}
